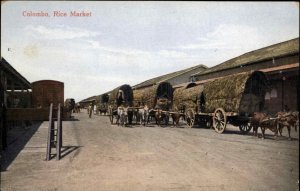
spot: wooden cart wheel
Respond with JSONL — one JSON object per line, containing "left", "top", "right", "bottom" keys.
{"left": 213, "top": 108, "right": 227, "bottom": 133}
{"left": 239, "top": 123, "right": 252, "bottom": 134}
{"left": 185, "top": 108, "right": 195, "bottom": 128}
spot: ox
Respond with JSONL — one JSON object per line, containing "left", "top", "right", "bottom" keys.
{"left": 276, "top": 111, "right": 299, "bottom": 140}
{"left": 138, "top": 105, "right": 149, "bottom": 126}
{"left": 170, "top": 112, "right": 182, "bottom": 127}
{"left": 117, "top": 106, "right": 128, "bottom": 127}
{"left": 250, "top": 112, "right": 279, "bottom": 139}
{"left": 155, "top": 109, "right": 169, "bottom": 127}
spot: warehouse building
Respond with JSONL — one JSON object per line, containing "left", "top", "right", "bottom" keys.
{"left": 133, "top": 64, "right": 207, "bottom": 90}
{"left": 190, "top": 38, "right": 299, "bottom": 114}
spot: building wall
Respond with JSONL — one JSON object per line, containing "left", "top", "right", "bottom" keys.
{"left": 167, "top": 70, "right": 197, "bottom": 85}
{"left": 32, "top": 80, "right": 64, "bottom": 108}
{"left": 264, "top": 75, "right": 298, "bottom": 114}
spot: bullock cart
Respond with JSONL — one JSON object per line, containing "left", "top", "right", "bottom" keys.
{"left": 133, "top": 82, "right": 173, "bottom": 124}
{"left": 107, "top": 84, "right": 134, "bottom": 124}
{"left": 98, "top": 93, "right": 109, "bottom": 115}
{"left": 133, "top": 82, "right": 173, "bottom": 110}
{"left": 173, "top": 71, "right": 269, "bottom": 133}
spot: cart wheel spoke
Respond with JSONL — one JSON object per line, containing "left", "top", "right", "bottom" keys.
{"left": 239, "top": 123, "right": 252, "bottom": 134}
{"left": 213, "top": 108, "right": 227, "bottom": 134}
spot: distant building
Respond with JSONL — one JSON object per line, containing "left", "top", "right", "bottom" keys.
{"left": 133, "top": 64, "right": 207, "bottom": 90}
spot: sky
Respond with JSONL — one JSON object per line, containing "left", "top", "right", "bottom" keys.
{"left": 1, "top": 1, "right": 299, "bottom": 102}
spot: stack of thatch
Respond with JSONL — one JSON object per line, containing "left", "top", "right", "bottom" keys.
{"left": 203, "top": 71, "right": 267, "bottom": 113}
{"left": 133, "top": 89, "right": 145, "bottom": 106}
{"left": 172, "top": 85, "right": 204, "bottom": 111}
{"left": 172, "top": 71, "right": 267, "bottom": 114}
{"left": 136, "top": 86, "right": 157, "bottom": 108}
{"left": 133, "top": 82, "right": 173, "bottom": 109}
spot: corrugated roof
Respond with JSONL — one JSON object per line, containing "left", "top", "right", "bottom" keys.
{"left": 133, "top": 64, "right": 207, "bottom": 89}
{"left": 192, "top": 38, "right": 299, "bottom": 77}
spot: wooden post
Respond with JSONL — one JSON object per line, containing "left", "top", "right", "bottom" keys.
{"left": 46, "top": 103, "right": 53, "bottom": 161}
{"left": 56, "top": 104, "right": 62, "bottom": 160}
{"left": 1, "top": 72, "right": 8, "bottom": 150}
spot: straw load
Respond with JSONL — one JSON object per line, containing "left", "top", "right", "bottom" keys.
{"left": 133, "top": 89, "right": 145, "bottom": 106}
{"left": 133, "top": 82, "right": 173, "bottom": 109}
{"left": 172, "top": 84, "right": 204, "bottom": 112}
{"left": 172, "top": 71, "right": 268, "bottom": 115}
{"left": 132, "top": 86, "right": 159, "bottom": 108}
{"left": 202, "top": 71, "right": 268, "bottom": 114}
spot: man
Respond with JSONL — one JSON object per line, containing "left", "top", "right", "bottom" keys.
{"left": 88, "top": 103, "right": 93, "bottom": 118}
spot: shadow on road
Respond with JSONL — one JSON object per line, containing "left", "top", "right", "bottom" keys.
{"left": 64, "top": 117, "right": 80, "bottom": 121}
{"left": 46, "top": 145, "right": 82, "bottom": 161}
{"left": 60, "top": 145, "right": 82, "bottom": 159}
{"left": 221, "top": 128, "right": 299, "bottom": 141}
{"left": 0, "top": 121, "right": 42, "bottom": 172}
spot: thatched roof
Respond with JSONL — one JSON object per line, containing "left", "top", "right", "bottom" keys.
{"left": 192, "top": 38, "right": 299, "bottom": 77}
{"left": 133, "top": 64, "right": 207, "bottom": 89}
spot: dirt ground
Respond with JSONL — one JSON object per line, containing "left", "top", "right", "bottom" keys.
{"left": 1, "top": 111, "right": 299, "bottom": 191}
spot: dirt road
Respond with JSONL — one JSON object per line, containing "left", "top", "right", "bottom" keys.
{"left": 1, "top": 112, "right": 299, "bottom": 191}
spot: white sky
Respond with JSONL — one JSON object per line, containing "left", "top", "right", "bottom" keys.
{"left": 1, "top": 1, "right": 299, "bottom": 102}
